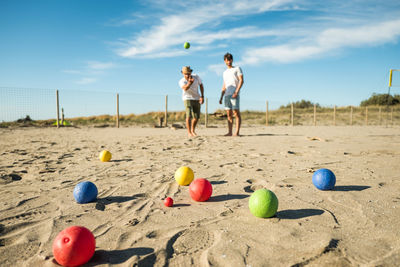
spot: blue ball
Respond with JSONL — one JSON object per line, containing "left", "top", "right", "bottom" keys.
{"left": 312, "top": 168, "right": 336, "bottom": 190}
{"left": 73, "top": 181, "right": 98, "bottom": 204}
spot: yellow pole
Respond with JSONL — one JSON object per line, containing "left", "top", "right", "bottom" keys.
{"left": 389, "top": 69, "right": 393, "bottom": 87}
{"left": 56, "top": 90, "right": 60, "bottom": 129}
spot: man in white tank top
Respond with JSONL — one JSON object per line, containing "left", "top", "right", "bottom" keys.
{"left": 219, "top": 53, "right": 244, "bottom": 136}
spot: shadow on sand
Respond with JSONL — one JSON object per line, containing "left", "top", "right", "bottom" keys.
{"left": 110, "top": 158, "right": 133, "bottom": 162}
{"left": 241, "top": 133, "right": 302, "bottom": 137}
{"left": 209, "top": 194, "right": 249, "bottom": 202}
{"left": 276, "top": 208, "right": 324, "bottom": 219}
{"left": 333, "top": 185, "right": 371, "bottom": 191}
{"left": 210, "top": 180, "right": 228, "bottom": 185}
{"left": 173, "top": 203, "right": 191, "bottom": 207}
{"left": 85, "top": 247, "right": 155, "bottom": 266}
{"left": 95, "top": 193, "right": 146, "bottom": 211}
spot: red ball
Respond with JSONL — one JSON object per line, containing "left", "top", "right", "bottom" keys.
{"left": 189, "top": 178, "right": 212, "bottom": 202}
{"left": 52, "top": 226, "right": 96, "bottom": 267}
{"left": 164, "top": 197, "right": 173, "bottom": 207}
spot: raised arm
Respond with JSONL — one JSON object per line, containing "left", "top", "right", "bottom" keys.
{"left": 181, "top": 76, "right": 194, "bottom": 91}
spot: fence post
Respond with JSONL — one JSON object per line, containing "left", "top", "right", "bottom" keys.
{"left": 365, "top": 106, "right": 368, "bottom": 125}
{"left": 313, "top": 104, "right": 316, "bottom": 126}
{"left": 350, "top": 106, "right": 353, "bottom": 126}
{"left": 333, "top": 105, "right": 336, "bottom": 126}
{"left": 291, "top": 103, "right": 294, "bottom": 126}
{"left": 56, "top": 90, "right": 60, "bottom": 128}
{"left": 379, "top": 106, "right": 382, "bottom": 125}
{"left": 266, "top": 101, "right": 269, "bottom": 126}
{"left": 391, "top": 107, "right": 393, "bottom": 125}
{"left": 165, "top": 95, "right": 168, "bottom": 127}
{"left": 205, "top": 97, "right": 208, "bottom": 128}
{"left": 116, "top": 93, "right": 120, "bottom": 128}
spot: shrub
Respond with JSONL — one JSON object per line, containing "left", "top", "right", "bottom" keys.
{"left": 280, "top": 100, "right": 320, "bottom": 109}
{"left": 360, "top": 93, "right": 400, "bottom": 106}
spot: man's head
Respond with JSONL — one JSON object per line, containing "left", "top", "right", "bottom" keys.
{"left": 224, "top": 53, "right": 233, "bottom": 68}
{"left": 181, "top": 66, "right": 193, "bottom": 80}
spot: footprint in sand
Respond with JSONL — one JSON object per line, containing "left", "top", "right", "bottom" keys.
{"left": 126, "top": 218, "right": 140, "bottom": 226}
{"left": 0, "top": 174, "right": 22, "bottom": 184}
{"left": 0, "top": 206, "right": 51, "bottom": 226}
{"left": 58, "top": 153, "right": 74, "bottom": 160}
{"left": 219, "top": 208, "right": 234, "bottom": 217}
{"left": 243, "top": 178, "right": 270, "bottom": 193}
{"left": 171, "top": 229, "right": 215, "bottom": 255}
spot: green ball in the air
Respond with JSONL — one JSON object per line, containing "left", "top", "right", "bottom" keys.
{"left": 184, "top": 42, "right": 190, "bottom": 49}
{"left": 248, "top": 189, "right": 278, "bottom": 218}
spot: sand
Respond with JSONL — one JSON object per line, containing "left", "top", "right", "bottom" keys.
{"left": 0, "top": 125, "right": 399, "bottom": 266}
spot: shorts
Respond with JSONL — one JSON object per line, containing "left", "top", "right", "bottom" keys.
{"left": 184, "top": 100, "right": 201, "bottom": 119}
{"left": 224, "top": 95, "right": 240, "bottom": 110}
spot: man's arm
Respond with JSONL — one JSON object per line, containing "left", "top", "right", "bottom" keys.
{"left": 232, "top": 75, "right": 244, "bottom": 98}
{"left": 219, "top": 83, "right": 226, "bottom": 104}
{"left": 199, "top": 84, "right": 204, "bottom": 104}
{"left": 181, "top": 76, "right": 194, "bottom": 91}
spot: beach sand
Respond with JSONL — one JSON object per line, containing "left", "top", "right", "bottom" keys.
{"left": 1, "top": 125, "right": 399, "bottom": 266}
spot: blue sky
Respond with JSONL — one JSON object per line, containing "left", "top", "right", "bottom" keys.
{"left": 1, "top": 0, "right": 400, "bottom": 116}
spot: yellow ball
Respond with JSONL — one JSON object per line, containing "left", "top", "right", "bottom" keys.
{"left": 99, "top": 150, "right": 112, "bottom": 162}
{"left": 175, "top": 166, "right": 194, "bottom": 186}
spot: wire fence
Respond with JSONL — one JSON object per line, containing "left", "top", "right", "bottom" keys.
{"left": 1, "top": 87, "right": 399, "bottom": 126}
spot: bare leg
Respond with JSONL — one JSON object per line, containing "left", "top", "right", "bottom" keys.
{"left": 233, "top": 109, "right": 241, "bottom": 136}
{"left": 225, "top": 110, "right": 233, "bottom": 136}
{"left": 186, "top": 117, "right": 194, "bottom": 137}
{"left": 191, "top": 118, "right": 198, "bottom": 136}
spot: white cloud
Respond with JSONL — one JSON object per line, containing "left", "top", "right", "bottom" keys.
{"left": 62, "top": 70, "right": 81, "bottom": 74}
{"left": 63, "top": 61, "right": 116, "bottom": 84}
{"left": 117, "top": 0, "right": 298, "bottom": 58}
{"left": 317, "top": 19, "right": 400, "bottom": 49}
{"left": 240, "top": 19, "right": 400, "bottom": 66}
{"left": 76, "top": 77, "right": 97, "bottom": 85}
{"left": 87, "top": 61, "right": 115, "bottom": 70}
{"left": 114, "top": 0, "right": 400, "bottom": 72}
{"left": 208, "top": 63, "right": 226, "bottom": 76}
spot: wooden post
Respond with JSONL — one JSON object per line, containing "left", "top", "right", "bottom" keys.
{"left": 379, "top": 106, "right": 382, "bottom": 125}
{"left": 205, "top": 97, "right": 208, "bottom": 128}
{"left": 291, "top": 103, "right": 294, "bottom": 126}
{"left": 56, "top": 90, "right": 60, "bottom": 128}
{"left": 333, "top": 105, "right": 336, "bottom": 126}
{"left": 165, "top": 95, "right": 168, "bottom": 127}
{"left": 350, "top": 106, "right": 353, "bottom": 126}
{"left": 61, "top": 108, "right": 64, "bottom": 126}
{"left": 313, "top": 104, "right": 316, "bottom": 126}
{"left": 266, "top": 101, "right": 269, "bottom": 126}
{"left": 391, "top": 107, "right": 393, "bottom": 125}
{"left": 365, "top": 106, "right": 368, "bottom": 125}
{"left": 116, "top": 93, "right": 120, "bottom": 128}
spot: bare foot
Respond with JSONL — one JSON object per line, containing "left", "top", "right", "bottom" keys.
{"left": 191, "top": 131, "right": 198, "bottom": 136}
{"left": 233, "top": 133, "right": 241, "bottom": 137}
{"left": 224, "top": 133, "right": 232, "bottom": 136}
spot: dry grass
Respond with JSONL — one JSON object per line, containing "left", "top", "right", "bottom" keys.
{"left": 1, "top": 106, "right": 399, "bottom": 128}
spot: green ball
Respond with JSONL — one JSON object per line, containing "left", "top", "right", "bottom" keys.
{"left": 184, "top": 42, "right": 190, "bottom": 49}
{"left": 248, "top": 189, "right": 278, "bottom": 218}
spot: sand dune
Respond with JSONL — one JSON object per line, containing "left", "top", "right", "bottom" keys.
{"left": 1, "top": 125, "right": 400, "bottom": 266}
